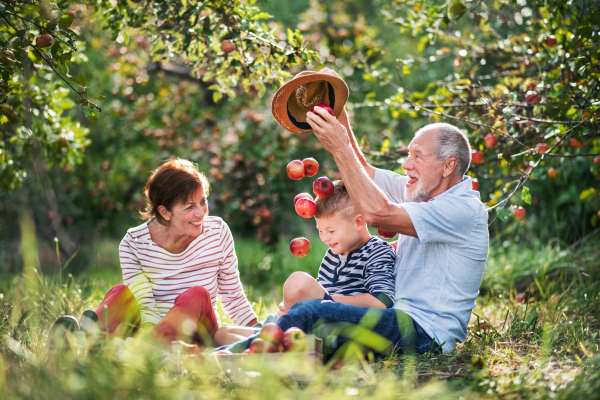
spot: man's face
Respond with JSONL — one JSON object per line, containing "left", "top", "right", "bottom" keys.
{"left": 401, "top": 131, "right": 445, "bottom": 202}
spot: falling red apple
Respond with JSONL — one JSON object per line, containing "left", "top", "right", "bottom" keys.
{"left": 249, "top": 338, "right": 277, "bottom": 353}
{"left": 548, "top": 167, "right": 559, "bottom": 179}
{"left": 259, "top": 323, "right": 283, "bottom": 345}
{"left": 290, "top": 237, "right": 311, "bottom": 257}
{"left": 295, "top": 198, "right": 317, "bottom": 218}
{"left": 294, "top": 192, "right": 313, "bottom": 204}
{"left": 525, "top": 91, "right": 540, "bottom": 104}
{"left": 282, "top": 327, "right": 306, "bottom": 352}
{"left": 535, "top": 143, "right": 549, "bottom": 154}
{"left": 484, "top": 134, "right": 497, "bottom": 149}
{"left": 35, "top": 34, "right": 53, "bottom": 48}
{"left": 302, "top": 157, "right": 319, "bottom": 177}
{"left": 545, "top": 35, "right": 557, "bottom": 47}
{"left": 313, "top": 176, "right": 334, "bottom": 198}
{"left": 310, "top": 104, "right": 334, "bottom": 120}
{"left": 221, "top": 40, "right": 235, "bottom": 53}
{"left": 570, "top": 138, "right": 584, "bottom": 149}
{"left": 377, "top": 228, "right": 396, "bottom": 239}
{"left": 287, "top": 160, "right": 305, "bottom": 180}
{"left": 471, "top": 151, "right": 484, "bottom": 164}
{"left": 514, "top": 206, "right": 525, "bottom": 220}
{"left": 472, "top": 178, "right": 479, "bottom": 190}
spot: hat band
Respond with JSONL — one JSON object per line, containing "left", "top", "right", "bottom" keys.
{"left": 287, "top": 82, "right": 336, "bottom": 130}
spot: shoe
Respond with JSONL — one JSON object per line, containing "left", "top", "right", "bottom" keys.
{"left": 79, "top": 310, "right": 100, "bottom": 335}
{"left": 47, "top": 315, "right": 82, "bottom": 355}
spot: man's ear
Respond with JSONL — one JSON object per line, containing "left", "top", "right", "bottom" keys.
{"left": 157, "top": 205, "right": 171, "bottom": 221}
{"left": 442, "top": 157, "right": 458, "bottom": 178}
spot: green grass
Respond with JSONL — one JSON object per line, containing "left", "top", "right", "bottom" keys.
{"left": 1, "top": 228, "right": 599, "bottom": 399}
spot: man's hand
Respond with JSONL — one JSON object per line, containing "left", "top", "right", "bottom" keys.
{"left": 307, "top": 107, "right": 352, "bottom": 156}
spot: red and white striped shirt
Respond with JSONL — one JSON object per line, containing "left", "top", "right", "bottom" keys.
{"left": 119, "top": 216, "right": 257, "bottom": 327}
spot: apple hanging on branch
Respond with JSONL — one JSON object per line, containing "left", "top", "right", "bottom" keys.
{"left": 535, "top": 143, "right": 549, "bottom": 154}
{"left": 290, "top": 237, "right": 311, "bottom": 257}
{"left": 221, "top": 40, "right": 235, "bottom": 53}
{"left": 35, "top": 34, "right": 53, "bottom": 48}
{"left": 484, "top": 134, "right": 497, "bottom": 148}
{"left": 472, "top": 178, "right": 479, "bottom": 191}
{"left": 514, "top": 206, "right": 526, "bottom": 220}
{"left": 471, "top": 151, "right": 484, "bottom": 164}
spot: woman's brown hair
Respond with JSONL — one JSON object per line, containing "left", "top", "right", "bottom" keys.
{"left": 140, "top": 159, "right": 210, "bottom": 226}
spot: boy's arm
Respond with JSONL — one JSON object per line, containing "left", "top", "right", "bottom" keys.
{"left": 331, "top": 293, "right": 387, "bottom": 309}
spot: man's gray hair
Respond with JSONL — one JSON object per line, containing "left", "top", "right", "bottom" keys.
{"left": 414, "top": 123, "right": 472, "bottom": 177}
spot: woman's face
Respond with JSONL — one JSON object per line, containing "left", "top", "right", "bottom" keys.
{"left": 159, "top": 187, "right": 209, "bottom": 237}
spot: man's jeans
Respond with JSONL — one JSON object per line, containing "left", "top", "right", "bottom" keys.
{"left": 228, "top": 299, "right": 441, "bottom": 358}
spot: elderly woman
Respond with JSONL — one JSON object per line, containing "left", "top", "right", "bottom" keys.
{"left": 51, "top": 159, "right": 257, "bottom": 350}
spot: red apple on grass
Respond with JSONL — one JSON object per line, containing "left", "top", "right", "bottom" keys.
{"left": 310, "top": 104, "right": 334, "bottom": 120}
{"left": 313, "top": 176, "right": 334, "bottom": 198}
{"left": 249, "top": 338, "right": 277, "bottom": 353}
{"left": 472, "top": 178, "right": 479, "bottom": 191}
{"left": 471, "top": 151, "right": 484, "bottom": 164}
{"left": 514, "top": 206, "right": 526, "bottom": 220}
{"left": 302, "top": 157, "right": 319, "bottom": 177}
{"left": 221, "top": 40, "right": 235, "bottom": 53}
{"left": 35, "top": 34, "right": 53, "bottom": 48}
{"left": 282, "top": 327, "right": 306, "bottom": 352}
{"left": 294, "top": 192, "right": 313, "bottom": 204}
{"left": 377, "top": 228, "right": 397, "bottom": 239}
{"left": 295, "top": 198, "right": 317, "bottom": 218}
{"left": 287, "top": 160, "right": 305, "bottom": 180}
{"left": 484, "top": 134, "right": 497, "bottom": 148}
{"left": 536, "top": 143, "right": 549, "bottom": 154}
{"left": 290, "top": 237, "right": 311, "bottom": 257}
{"left": 259, "top": 323, "right": 283, "bottom": 345}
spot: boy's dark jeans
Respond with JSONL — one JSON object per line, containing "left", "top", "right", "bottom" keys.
{"left": 228, "top": 299, "right": 441, "bottom": 358}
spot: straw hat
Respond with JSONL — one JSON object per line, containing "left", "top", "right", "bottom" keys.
{"left": 272, "top": 70, "right": 349, "bottom": 134}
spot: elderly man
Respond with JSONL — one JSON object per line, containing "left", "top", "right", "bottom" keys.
{"left": 268, "top": 101, "right": 488, "bottom": 357}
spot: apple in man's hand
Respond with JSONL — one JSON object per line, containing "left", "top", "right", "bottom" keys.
{"left": 249, "top": 338, "right": 277, "bottom": 353}
{"left": 377, "top": 228, "right": 397, "bottom": 239}
{"left": 295, "top": 198, "right": 317, "bottom": 218}
{"left": 259, "top": 323, "right": 283, "bottom": 345}
{"left": 313, "top": 176, "right": 334, "bottom": 198}
{"left": 294, "top": 192, "right": 313, "bottom": 204}
{"left": 287, "top": 160, "right": 305, "bottom": 180}
{"left": 310, "top": 104, "right": 334, "bottom": 120}
{"left": 290, "top": 237, "right": 311, "bottom": 257}
{"left": 302, "top": 158, "right": 319, "bottom": 177}
{"left": 282, "top": 327, "right": 306, "bottom": 352}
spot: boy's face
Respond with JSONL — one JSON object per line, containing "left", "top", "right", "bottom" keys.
{"left": 315, "top": 212, "right": 367, "bottom": 256}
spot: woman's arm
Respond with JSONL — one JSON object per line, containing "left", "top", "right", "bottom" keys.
{"left": 216, "top": 221, "right": 258, "bottom": 326}
{"left": 119, "top": 234, "right": 162, "bottom": 325}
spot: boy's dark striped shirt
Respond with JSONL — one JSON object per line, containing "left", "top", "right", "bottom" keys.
{"left": 317, "top": 236, "right": 396, "bottom": 308}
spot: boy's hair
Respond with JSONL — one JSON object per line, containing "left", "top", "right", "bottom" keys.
{"left": 314, "top": 180, "right": 360, "bottom": 221}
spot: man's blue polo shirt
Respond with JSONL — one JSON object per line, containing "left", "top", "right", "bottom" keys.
{"left": 375, "top": 168, "right": 489, "bottom": 353}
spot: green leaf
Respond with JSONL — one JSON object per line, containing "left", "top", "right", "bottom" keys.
{"left": 60, "top": 52, "right": 72, "bottom": 63}
{"left": 252, "top": 12, "right": 270, "bottom": 20}
{"left": 496, "top": 207, "right": 512, "bottom": 221}
{"left": 0, "top": 3, "right": 5, "bottom": 12}
{"left": 521, "top": 186, "right": 532, "bottom": 204}
{"left": 58, "top": 14, "right": 74, "bottom": 30}
{"left": 94, "top": 95, "right": 106, "bottom": 100}
{"left": 77, "top": 74, "right": 87, "bottom": 87}
{"left": 212, "top": 91, "right": 222, "bottom": 103}
{"left": 579, "top": 188, "right": 597, "bottom": 201}
{"left": 380, "top": 138, "right": 390, "bottom": 153}
{"left": 68, "top": 75, "right": 81, "bottom": 85}
{"left": 51, "top": 41, "right": 63, "bottom": 60}
{"left": 448, "top": 1, "right": 466, "bottom": 21}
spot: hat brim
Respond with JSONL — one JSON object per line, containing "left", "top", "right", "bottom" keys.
{"left": 272, "top": 72, "right": 349, "bottom": 134}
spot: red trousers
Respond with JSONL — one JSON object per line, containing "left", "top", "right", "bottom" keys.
{"left": 94, "top": 284, "right": 219, "bottom": 348}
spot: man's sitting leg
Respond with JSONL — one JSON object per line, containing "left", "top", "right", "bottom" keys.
{"left": 283, "top": 271, "right": 328, "bottom": 313}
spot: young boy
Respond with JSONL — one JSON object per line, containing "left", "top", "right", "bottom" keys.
{"left": 281, "top": 179, "right": 396, "bottom": 313}
{"left": 214, "top": 180, "right": 396, "bottom": 346}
